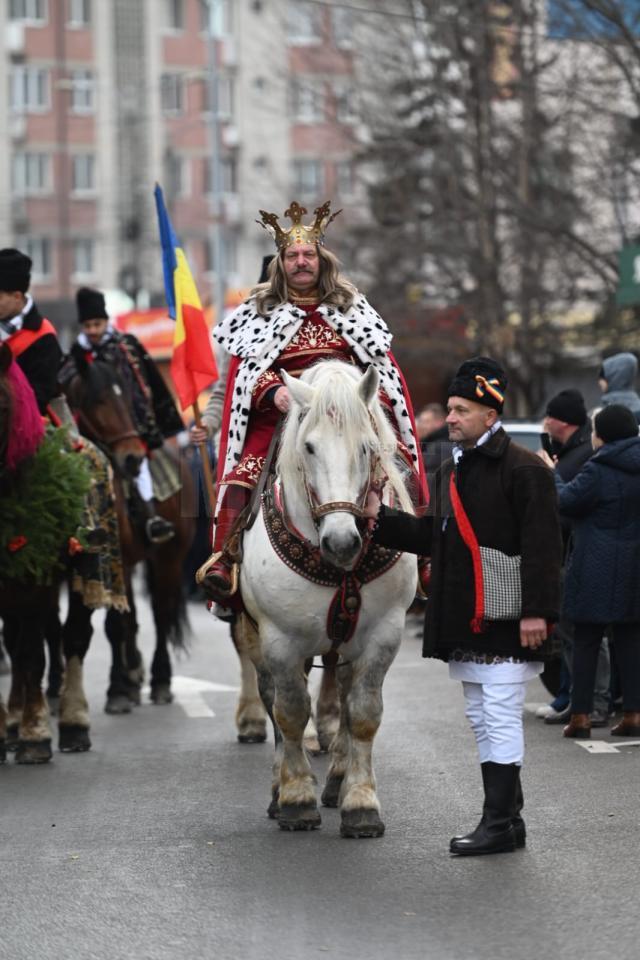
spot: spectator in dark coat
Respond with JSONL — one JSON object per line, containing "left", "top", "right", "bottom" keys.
{"left": 537, "top": 389, "right": 610, "bottom": 725}
{"left": 416, "top": 403, "right": 453, "bottom": 491}
{"left": 543, "top": 405, "right": 640, "bottom": 739}
{"left": 366, "top": 356, "right": 562, "bottom": 857}
{"left": 599, "top": 352, "right": 640, "bottom": 423}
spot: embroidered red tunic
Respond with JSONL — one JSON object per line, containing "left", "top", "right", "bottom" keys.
{"left": 223, "top": 306, "right": 358, "bottom": 488}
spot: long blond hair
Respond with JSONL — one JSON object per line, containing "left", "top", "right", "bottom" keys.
{"left": 252, "top": 246, "right": 357, "bottom": 316}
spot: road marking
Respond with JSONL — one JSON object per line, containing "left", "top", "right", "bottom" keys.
{"left": 143, "top": 676, "right": 239, "bottom": 719}
{"left": 575, "top": 740, "right": 640, "bottom": 754}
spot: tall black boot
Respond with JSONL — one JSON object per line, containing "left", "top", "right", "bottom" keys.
{"left": 449, "top": 761, "right": 518, "bottom": 856}
{"left": 512, "top": 769, "right": 526, "bottom": 848}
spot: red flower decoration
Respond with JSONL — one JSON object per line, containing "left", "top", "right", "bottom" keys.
{"left": 67, "top": 537, "right": 84, "bottom": 556}
{"left": 8, "top": 535, "right": 28, "bottom": 552}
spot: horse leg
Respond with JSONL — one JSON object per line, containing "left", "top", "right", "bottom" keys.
{"left": 321, "top": 663, "right": 353, "bottom": 809}
{"left": 58, "top": 591, "right": 93, "bottom": 752}
{"left": 0, "top": 687, "right": 6, "bottom": 764}
{"left": 104, "top": 608, "right": 133, "bottom": 714}
{"left": 231, "top": 618, "right": 266, "bottom": 743}
{"left": 339, "top": 651, "right": 397, "bottom": 839}
{"left": 316, "top": 658, "right": 340, "bottom": 753}
{"left": 44, "top": 597, "right": 64, "bottom": 713}
{"left": 122, "top": 584, "right": 144, "bottom": 703}
{"left": 268, "top": 654, "right": 320, "bottom": 831}
{"left": 147, "top": 561, "right": 173, "bottom": 706}
{"left": 302, "top": 657, "right": 322, "bottom": 756}
{"left": 237, "top": 614, "right": 282, "bottom": 817}
{"left": 3, "top": 630, "right": 21, "bottom": 751}
{"left": 5, "top": 610, "right": 52, "bottom": 764}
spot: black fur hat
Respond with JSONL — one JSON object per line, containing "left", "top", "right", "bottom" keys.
{"left": 76, "top": 287, "right": 108, "bottom": 324}
{"left": 594, "top": 404, "right": 639, "bottom": 444}
{"left": 448, "top": 356, "right": 507, "bottom": 412}
{"left": 0, "top": 248, "right": 32, "bottom": 294}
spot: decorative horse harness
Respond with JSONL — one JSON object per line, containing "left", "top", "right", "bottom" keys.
{"left": 262, "top": 478, "right": 402, "bottom": 647}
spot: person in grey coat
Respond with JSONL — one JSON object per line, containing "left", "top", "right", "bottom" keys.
{"left": 540, "top": 405, "right": 640, "bottom": 739}
{"left": 599, "top": 352, "right": 640, "bottom": 423}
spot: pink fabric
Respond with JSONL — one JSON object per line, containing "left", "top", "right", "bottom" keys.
{"left": 6, "top": 359, "right": 45, "bottom": 471}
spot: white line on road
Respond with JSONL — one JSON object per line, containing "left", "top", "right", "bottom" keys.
{"left": 142, "top": 676, "right": 239, "bottom": 719}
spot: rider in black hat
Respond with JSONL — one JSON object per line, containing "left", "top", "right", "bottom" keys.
{"left": 60, "top": 287, "right": 184, "bottom": 545}
{"left": 0, "top": 248, "right": 62, "bottom": 415}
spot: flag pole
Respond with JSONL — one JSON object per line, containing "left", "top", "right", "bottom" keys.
{"left": 191, "top": 400, "right": 218, "bottom": 518}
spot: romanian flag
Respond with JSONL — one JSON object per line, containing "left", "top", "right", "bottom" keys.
{"left": 154, "top": 183, "right": 218, "bottom": 410}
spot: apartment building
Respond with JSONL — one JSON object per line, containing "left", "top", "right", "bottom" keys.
{"left": 0, "top": 0, "right": 365, "bottom": 327}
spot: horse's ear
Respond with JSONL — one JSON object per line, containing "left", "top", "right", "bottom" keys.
{"left": 358, "top": 365, "right": 379, "bottom": 407}
{"left": 281, "top": 368, "right": 315, "bottom": 409}
{"left": 70, "top": 342, "right": 90, "bottom": 377}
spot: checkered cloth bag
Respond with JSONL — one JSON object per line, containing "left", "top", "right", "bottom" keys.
{"left": 479, "top": 547, "right": 521, "bottom": 620}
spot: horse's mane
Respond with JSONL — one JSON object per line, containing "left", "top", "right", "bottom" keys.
{"left": 277, "top": 360, "right": 415, "bottom": 514}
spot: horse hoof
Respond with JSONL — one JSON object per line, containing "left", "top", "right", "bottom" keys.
{"left": 59, "top": 725, "right": 91, "bottom": 753}
{"left": 127, "top": 687, "right": 142, "bottom": 706}
{"left": 15, "top": 739, "right": 53, "bottom": 764}
{"left": 6, "top": 724, "right": 19, "bottom": 752}
{"left": 238, "top": 728, "right": 267, "bottom": 744}
{"left": 340, "top": 809, "right": 385, "bottom": 839}
{"left": 321, "top": 774, "right": 344, "bottom": 808}
{"left": 47, "top": 696, "right": 60, "bottom": 717}
{"left": 104, "top": 696, "right": 132, "bottom": 715}
{"left": 304, "top": 737, "right": 322, "bottom": 757}
{"left": 278, "top": 804, "right": 321, "bottom": 831}
{"left": 150, "top": 685, "right": 173, "bottom": 705}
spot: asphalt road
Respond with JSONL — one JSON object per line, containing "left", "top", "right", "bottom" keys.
{"left": 2, "top": 593, "right": 639, "bottom": 960}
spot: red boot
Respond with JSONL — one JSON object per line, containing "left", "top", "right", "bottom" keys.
{"left": 196, "top": 485, "right": 250, "bottom": 602}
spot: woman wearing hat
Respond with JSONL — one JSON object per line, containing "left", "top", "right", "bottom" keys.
{"left": 540, "top": 404, "right": 640, "bottom": 739}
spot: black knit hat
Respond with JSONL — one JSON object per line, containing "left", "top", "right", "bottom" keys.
{"left": 448, "top": 356, "right": 507, "bottom": 412}
{"left": 546, "top": 389, "right": 587, "bottom": 426}
{"left": 594, "top": 404, "right": 639, "bottom": 444}
{"left": 0, "top": 248, "right": 32, "bottom": 293}
{"left": 76, "top": 287, "right": 108, "bottom": 324}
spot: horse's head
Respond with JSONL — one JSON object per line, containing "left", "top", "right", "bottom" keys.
{"left": 280, "top": 363, "right": 382, "bottom": 570}
{"left": 63, "top": 347, "right": 146, "bottom": 478}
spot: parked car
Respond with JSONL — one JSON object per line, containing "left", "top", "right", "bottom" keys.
{"left": 502, "top": 420, "right": 544, "bottom": 452}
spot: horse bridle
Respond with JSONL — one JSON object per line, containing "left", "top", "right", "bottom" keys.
{"left": 303, "top": 453, "right": 387, "bottom": 526}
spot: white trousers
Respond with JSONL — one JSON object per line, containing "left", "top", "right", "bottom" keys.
{"left": 135, "top": 457, "right": 153, "bottom": 502}
{"left": 462, "top": 680, "right": 527, "bottom": 766}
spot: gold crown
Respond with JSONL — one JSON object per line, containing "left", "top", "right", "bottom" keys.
{"left": 257, "top": 201, "right": 342, "bottom": 250}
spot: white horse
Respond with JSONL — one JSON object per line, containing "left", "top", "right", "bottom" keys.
{"left": 239, "top": 360, "right": 417, "bottom": 837}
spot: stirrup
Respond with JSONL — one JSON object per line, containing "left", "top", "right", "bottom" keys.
{"left": 195, "top": 551, "right": 239, "bottom": 596}
{"left": 145, "top": 516, "right": 175, "bottom": 545}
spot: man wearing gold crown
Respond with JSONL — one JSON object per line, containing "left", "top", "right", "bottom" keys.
{"left": 198, "top": 201, "right": 426, "bottom": 610}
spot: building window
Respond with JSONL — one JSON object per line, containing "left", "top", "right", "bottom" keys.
{"left": 204, "top": 233, "right": 237, "bottom": 274}
{"left": 292, "top": 159, "right": 324, "bottom": 196}
{"left": 12, "top": 152, "right": 50, "bottom": 195}
{"left": 335, "top": 85, "right": 357, "bottom": 124}
{"left": 161, "top": 73, "right": 184, "bottom": 115}
{"left": 203, "top": 75, "right": 234, "bottom": 120}
{"left": 73, "top": 238, "right": 95, "bottom": 278}
{"left": 200, "top": 0, "right": 233, "bottom": 36}
{"left": 9, "top": 0, "right": 47, "bottom": 23}
{"left": 71, "top": 153, "right": 96, "bottom": 192}
{"left": 204, "top": 154, "right": 237, "bottom": 194}
{"left": 70, "top": 70, "right": 94, "bottom": 113}
{"left": 165, "top": 0, "right": 184, "bottom": 31}
{"left": 10, "top": 66, "right": 49, "bottom": 113}
{"left": 287, "top": 2, "right": 322, "bottom": 44}
{"left": 336, "top": 160, "right": 355, "bottom": 198}
{"left": 68, "top": 0, "right": 90, "bottom": 27}
{"left": 331, "top": 7, "right": 353, "bottom": 49}
{"left": 167, "top": 154, "right": 189, "bottom": 198}
{"left": 292, "top": 81, "right": 324, "bottom": 124}
{"left": 22, "top": 237, "right": 52, "bottom": 280}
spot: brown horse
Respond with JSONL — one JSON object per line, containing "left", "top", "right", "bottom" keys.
{"left": 63, "top": 355, "right": 196, "bottom": 710}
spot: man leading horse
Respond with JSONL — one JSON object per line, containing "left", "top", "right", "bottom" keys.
{"left": 197, "top": 200, "right": 427, "bottom": 616}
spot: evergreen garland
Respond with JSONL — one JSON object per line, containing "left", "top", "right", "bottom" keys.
{"left": 0, "top": 428, "right": 91, "bottom": 585}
